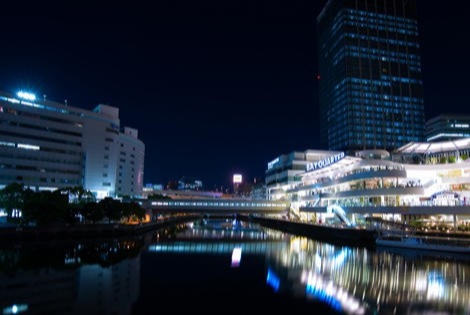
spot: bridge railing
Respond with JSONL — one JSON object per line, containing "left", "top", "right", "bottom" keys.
{"left": 143, "top": 199, "right": 290, "bottom": 213}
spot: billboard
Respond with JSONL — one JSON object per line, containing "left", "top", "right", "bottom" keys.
{"left": 233, "top": 174, "right": 242, "bottom": 184}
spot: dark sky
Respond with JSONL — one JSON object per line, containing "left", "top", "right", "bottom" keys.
{"left": 1, "top": 1, "right": 469, "bottom": 190}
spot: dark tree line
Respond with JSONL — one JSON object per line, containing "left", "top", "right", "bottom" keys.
{"left": 0, "top": 183, "right": 146, "bottom": 227}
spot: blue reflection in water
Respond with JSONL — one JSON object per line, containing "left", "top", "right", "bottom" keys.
{"left": 266, "top": 268, "right": 280, "bottom": 292}
{"left": 331, "top": 248, "right": 350, "bottom": 269}
{"left": 427, "top": 271, "right": 444, "bottom": 299}
{"left": 306, "top": 282, "right": 342, "bottom": 312}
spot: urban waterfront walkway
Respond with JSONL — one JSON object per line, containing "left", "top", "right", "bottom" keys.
{"left": 0, "top": 215, "right": 200, "bottom": 241}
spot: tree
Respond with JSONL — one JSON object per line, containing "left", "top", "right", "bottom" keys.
{"left": 99, "top": 197, "right": 122, "bottom": 224}
{"left": 121, "top": 202, "right": 145, "bottom": 223}
{"left": 0, "top": 183, "right": 27, "bottom": 221}
{"left": 64, "top": 186, "right": 95, "bottom": 203}
{"left": 82, "top": 202, "right": 104, "bottom": 224}
{"left": 58, "top": 186, "right": 96, "bottom": 225}
{"left": 22, "top": 190, "right": 68, "bottom": 227}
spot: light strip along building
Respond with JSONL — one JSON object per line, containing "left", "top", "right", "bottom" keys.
{"left": 0, "top": 90, "right": 144, "bottom": 199}
{"left": 426, "top": 114, "right": 470, "bottom": 142}
{"left": 267, "top": 139, "right": 470, "bottom": 225}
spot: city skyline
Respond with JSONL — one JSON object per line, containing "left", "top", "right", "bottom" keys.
{"left": 1, "top": 1, "right": 469, "bottom": 189}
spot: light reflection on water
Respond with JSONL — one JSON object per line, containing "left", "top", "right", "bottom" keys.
{"left": 150, "top": 219, "right": 470, "bottom": 314}
{"left": 263, "top": 234, "right": 470, "bottom": 315}
{"left": 1, "top": 219, "right": 469, "bottom": 315}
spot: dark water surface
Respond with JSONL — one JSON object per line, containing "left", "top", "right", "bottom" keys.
{"left": 1, "top": 219, "right": 470, "bottom": 314}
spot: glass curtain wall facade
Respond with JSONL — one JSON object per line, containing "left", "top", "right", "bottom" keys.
{"left": 317, "top": 0, "right": 425, "bottom": 151}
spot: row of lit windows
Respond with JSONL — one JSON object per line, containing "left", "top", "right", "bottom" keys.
{"left": 0, "top": 151, "right": 82, "bottom": 166}
{"left": 348, "top": 83, "right": 421, "bottom": 96}
{"left": 345, "top": 9, "right": 417, "bottom": 26}
{"left": 348, "top": 94, "right": 422, "bottom": 107}
{"left": 329, "top": 120, "right": 422, "bottom": 132}
{"left": 357, "top": 126, "right": 421, "bottom": 136}
{"left": 346, "top": 32, "right": 419, "bottom": 48}
{"left": 0, "top": 174, "right": 80, "bottom": 185}
{"left": 0, "top": 130, "right": 82, "bottom": 147}
{"left": 330, "top": 122, "right": 422, "bottom": 134}
{"left": 349, "top": 91, "right": 422, "bottom": 104}
{"left": 347, "top": 104, "right": 423, "bottom": 115}
{"left": 349, "top": 45, "right": 420, "bottom": 61}
{"left": 346, "top": 133, "right": 421, "bottom": 142}
{"left": 0, "top": 140, "right": 84, "bottom": 158}
{"left": 408, "top": 66, "right": 421, "bottom": 73}
{"left": 380, "top": 74, "right": 422, "bottom": 85}
{"left": 336, "top": 111, "right": 423, "bottom": 121}
{"left": 0, "top": 118, "right": 82, "bottom": 138}
{"left": 0, "top": 141, "right": 82, "bottom": 159}
{"left": 0, "top": 103, "right": 83, "bottom": 128}
{"left": 341, "top": 51, "right": 421, "bottom": 67}
{"left": 344, "top": 20, "right": 418, "bottom": 36}
{"left": 327, "top": 9, "right": 417, "bottom": 41}
{"left": 0, "top": 163, "right": 81, "bottom": 175}
{"left": 348, "top": 100, "right": 424, "bottom": 111}
{"left": 352, "top": 112, "right": 423, "bottom": 123}
{"left": 346, "top": 77, "right": 392, "bottom": 87}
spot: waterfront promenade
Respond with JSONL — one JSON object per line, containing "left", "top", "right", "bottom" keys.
{"left": 0, "top": 215, "right": 201, "bottom": 241}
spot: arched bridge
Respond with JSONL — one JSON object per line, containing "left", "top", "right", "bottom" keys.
{"left": 143, "top": 199, "right": 290, "bottom": 215}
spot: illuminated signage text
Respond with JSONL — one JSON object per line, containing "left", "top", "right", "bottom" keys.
{"left": 306, "top": 152, "right": 345, "bottom": 172}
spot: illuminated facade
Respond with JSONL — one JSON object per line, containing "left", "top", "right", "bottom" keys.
{"left": 266, "top": 150, "right": 333, "bottom": 200}
{"left": 426, "top": 114, "right": 470, "bottom": 142}
{"left": 0, "top": 90, "right": 144, "bottom": 198}
{"left": 116, "top": 127, "right": 145, "bottom": 197}
{"left": 267, "top": 139, "right": 470, "bottom": 223}
{"left": 317, "top": 0, "right": 425, "bottom": 151}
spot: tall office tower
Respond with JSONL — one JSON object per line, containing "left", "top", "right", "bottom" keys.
{"left": 317, "top": 0, "right": 425, "bottom": 151}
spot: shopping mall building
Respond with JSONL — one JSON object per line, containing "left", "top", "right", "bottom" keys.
{"left": 266, "top": 139, "right": 470, "bottom": 226}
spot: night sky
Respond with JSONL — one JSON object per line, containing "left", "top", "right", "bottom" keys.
{"left": 1, "top": 1, "right": 469, "bottom": 190}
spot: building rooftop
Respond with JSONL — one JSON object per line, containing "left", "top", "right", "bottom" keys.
{"left": 396, "top": 138, "right": 470, "bottom": 155}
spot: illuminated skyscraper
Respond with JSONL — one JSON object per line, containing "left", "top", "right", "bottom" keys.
{"left": 317, "top": 0, "right": 425, "bottom": 151}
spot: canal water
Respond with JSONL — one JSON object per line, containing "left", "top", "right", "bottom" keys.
{"left": 1, "top": 218, "right": 470, "bottom": 314}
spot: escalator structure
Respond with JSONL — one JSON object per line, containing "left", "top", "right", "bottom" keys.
{"left": 327, "top": 204, "right": 354, "bottom": 227}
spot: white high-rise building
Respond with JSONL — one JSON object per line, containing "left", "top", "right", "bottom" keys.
{"left": 0, "top": 90, "right": 145, "bottom": 198}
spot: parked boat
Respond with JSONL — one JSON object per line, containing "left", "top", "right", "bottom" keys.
{"left": 375, "top": 235, "right": 470, "bottom": 254}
